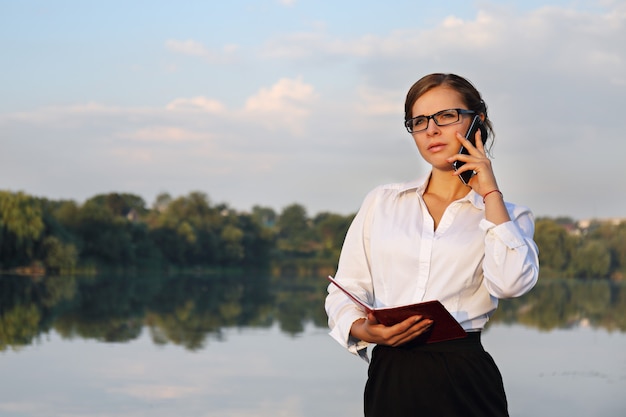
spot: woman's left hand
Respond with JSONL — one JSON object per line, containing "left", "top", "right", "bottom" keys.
{"left": 447, "top": 129, "right": 499, "bottom": 196}
{"left": 448, "top": 129, "right": 511, "bottom": 224}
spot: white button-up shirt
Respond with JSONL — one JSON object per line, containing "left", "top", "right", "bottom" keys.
{"left": 325, "top": 176, "right": 539, "bottom": 357}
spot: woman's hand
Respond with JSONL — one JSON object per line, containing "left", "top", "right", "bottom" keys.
{"left": 448, "top": 129, "right": 511, "bottom": 225}
{"left": 350, "top": 313, "right": 433, "bottom": 347}
{"left": 448, "top": 129, "right": 499, "bottom": 196}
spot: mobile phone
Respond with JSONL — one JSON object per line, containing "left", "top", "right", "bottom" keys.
{"left": 452, "top": 115, "right": 488, "bottom": 185}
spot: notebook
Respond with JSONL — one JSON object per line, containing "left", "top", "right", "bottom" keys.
{"left": 327, "top": 275, "right": 467, "bottom": 343}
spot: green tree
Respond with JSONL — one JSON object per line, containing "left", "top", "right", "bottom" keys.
{"left": 88, "top": 193, "right": 147, "bottom": 218}
{"left": 313, "top": 212, "right": 354, "bottom": 261}
{"left": 609, "top": 222, "right": 626, "bottom": 279}
{"left": 0, "top": 191, "right": 45, "bottom": 268}
{"left": 534, "top": 218, "right": 577, "bottom": 277}
{"left": 42, "top": 236, "right": 78, "bottom": 273}
{"left": 148, "top": 192, "right": 221, "bottom": 266}
{"left": 50, "top": 200, "right": 81, "bottom": 231}
{"left": 571, "top": 240, "right": 611, "bottom": 279}
{"left": 74, "top": 200, "right": 134, "bottom": 265}
{"left": 236, "top": 213, "right": 273, "bottom": 266}
{"left": 220, "top": 224, "right": 245, "bottom": 264}
{"left": 251, "top": 205, "right": 277, "bottom": 228}
{"left": 276, "top": 203, "right": 315, "bottom": 257}
{"left": 152, "top": 192, "right": 172, "bottom": 213}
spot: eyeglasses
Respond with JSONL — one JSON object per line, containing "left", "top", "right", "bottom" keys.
{"left": 404, "top": 108, "right": 476, "bottom": 133}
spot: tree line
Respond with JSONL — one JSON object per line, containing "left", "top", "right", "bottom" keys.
{"left": 0, "top": 189, "right": 624, "bottom": 279}
{"left": 0, "top": 190, "right": 351, "bottom": 274}
{"left": 535, "top": 216, "right": 626, "bottom": 280}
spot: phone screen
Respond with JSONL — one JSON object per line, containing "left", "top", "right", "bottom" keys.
{"left": 453, "top": 116, "right": 487, "bottom": 184}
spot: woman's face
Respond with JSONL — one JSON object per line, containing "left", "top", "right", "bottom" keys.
{"left": 409, "top": 86, "right": 473, "bottom": 172}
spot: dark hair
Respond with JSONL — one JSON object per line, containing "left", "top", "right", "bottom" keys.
{"left": 404, "top": 73, "right": 495, "bottom": 142}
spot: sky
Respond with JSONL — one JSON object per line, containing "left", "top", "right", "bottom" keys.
{"left": 1, "top": 0, "right": 625, "bottom": 221}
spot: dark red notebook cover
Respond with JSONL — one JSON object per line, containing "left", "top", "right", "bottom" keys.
{"left": 327, "top": 275, "right": 467, "bottom": 344}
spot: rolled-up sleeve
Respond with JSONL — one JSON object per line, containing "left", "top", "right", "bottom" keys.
{"left": 479, "top": 205, "right": 539, "bottom": 298}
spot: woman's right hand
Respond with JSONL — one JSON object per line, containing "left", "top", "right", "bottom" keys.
{"left": 350, "top": 313, "right": 433, "bottom": 347}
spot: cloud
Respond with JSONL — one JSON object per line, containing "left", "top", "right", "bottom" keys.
{"left": 355, "top": 86, "right": 403, "bottom": 116}
{"left": 261, "top": 31, "right": 378, "bottom": 60}
{"left": 119, "top": 126, "right": 211, "bottom": 144}
{"left": 0, "top": 102, "right": 132, "bottom": 125}
{"left": 166, "top": 97, "right": 226, "bottom": 113}
{"left": 244, "top": 78, "right": 316, "bottom": 112}
{"left": 165, "top": 39, "right": 208, "bottom": 57}
{"left": 165, "top": 39, "right": 239, "bottom": 63}
{"left": 2, "top": 76, "right": 315, "bottom": 138}
{"left": 243, "top": 77, "right": 319, "bottom": 134}
{"left": 107, "top": 384, "right": 201, "bottom": 400}
{"left": 260, "top": 5, "right": 625, "bottom": 82}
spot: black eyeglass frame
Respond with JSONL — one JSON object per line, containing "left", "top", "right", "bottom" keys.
{"left": 404, "top": 108, "right": 476, "bottom": 133}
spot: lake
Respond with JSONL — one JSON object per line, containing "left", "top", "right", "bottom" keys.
{"left": 0, "top": 273, "right": 625, "bottom": 416}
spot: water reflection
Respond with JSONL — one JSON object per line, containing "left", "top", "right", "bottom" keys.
{"left": 1, "top": 273, "right": 625, "bottom": 351}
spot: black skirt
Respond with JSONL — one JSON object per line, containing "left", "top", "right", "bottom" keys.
{"left": 364, "top": 332, "right": 508, "bottom": 417}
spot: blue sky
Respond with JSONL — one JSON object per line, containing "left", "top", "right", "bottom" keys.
{"left": 1, "top": 0, "right": 625, "bottom": 220}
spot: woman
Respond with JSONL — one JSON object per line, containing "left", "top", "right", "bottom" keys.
{"left": 325, "top": 73, "right": 539, "bottom": 417}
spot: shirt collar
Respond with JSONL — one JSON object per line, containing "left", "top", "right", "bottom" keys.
{"left": 398, "top": 173, "right": 485, "bottom": 210}
{"left": 397, "top": 176, "right": 430, "bottom": 194}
